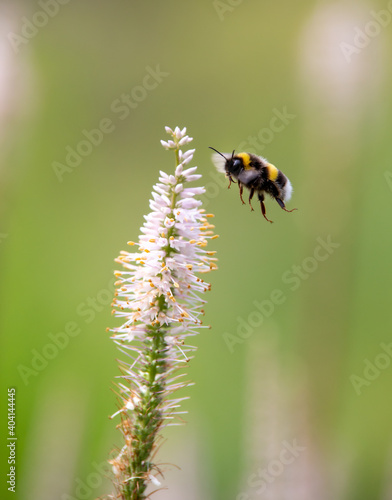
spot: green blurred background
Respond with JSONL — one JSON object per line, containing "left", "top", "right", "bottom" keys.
{"left": 1, "top": 1, "right": 392, "bottom": 499}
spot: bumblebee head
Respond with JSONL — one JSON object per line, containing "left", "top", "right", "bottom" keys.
{"left": 209, "top": 147, "right": 243, "bottom": 176}
{"left": 229, "top": 152, "right": 244, "bottom": 175}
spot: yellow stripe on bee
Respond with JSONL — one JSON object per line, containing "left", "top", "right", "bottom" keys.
{"left": 237, "top": 152, "right": 251, "bottom": 169}
{"left": 266, "top": 163, "right": 279, "bottom": 181}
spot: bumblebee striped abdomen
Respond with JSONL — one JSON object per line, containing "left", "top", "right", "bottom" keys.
{"left": 265, "top": 165, "right": 292, "bottom": 202}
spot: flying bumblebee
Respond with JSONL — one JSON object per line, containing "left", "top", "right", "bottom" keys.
{"left": 210, "top": 147, "right": 297, "bottom": 223}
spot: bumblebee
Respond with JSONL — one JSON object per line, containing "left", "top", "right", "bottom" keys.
{"left": 210, "top": 147, "right": 297, "bottom": 223}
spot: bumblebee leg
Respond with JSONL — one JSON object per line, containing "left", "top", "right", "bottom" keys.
{"left": 258, "top": 193, "right": 273, "bottom": 223}
{"left": 248, "top": 188, "right": 255, "bottom": 211}
{"left": 227, "top": 174, "right": 236, "bottom": 189}
{"left": 238, "top": 181, "right": 245, "bottom": 205}
{"left": 276, "top": 198, "right": 298, "bottom": 213}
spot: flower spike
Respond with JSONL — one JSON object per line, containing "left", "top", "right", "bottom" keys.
{"left": 106, "top": 126, "right": 217, "bottom": 500}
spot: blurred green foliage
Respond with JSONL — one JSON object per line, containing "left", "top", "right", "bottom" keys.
{"left": 1, "top": 1, "right": 392, "bottom": 499}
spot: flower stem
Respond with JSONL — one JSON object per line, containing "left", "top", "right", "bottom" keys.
{"left": 126, "top": 327, "right": 168, "bottom": 499}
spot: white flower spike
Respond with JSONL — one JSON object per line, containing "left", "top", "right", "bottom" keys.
{"left": 106, "top": 126, "right": 218, "bottom": 500}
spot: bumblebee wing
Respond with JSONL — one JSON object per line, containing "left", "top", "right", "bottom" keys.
{"left": 238, "top": 168, "right": 260, "bottom": 184}
{"left": 211, "top": 152, "right": 229, "bottom": 174}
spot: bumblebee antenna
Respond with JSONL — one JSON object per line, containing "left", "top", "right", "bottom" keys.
{"left": 209, "top": 147, "right": 227, "bottom": 159}
{"left": 231, "top": 150, "right": 235, "bottom": 159}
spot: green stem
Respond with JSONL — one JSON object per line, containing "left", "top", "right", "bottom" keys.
{"left": 127, "top": 327, "right": 168, "bottom": 499}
